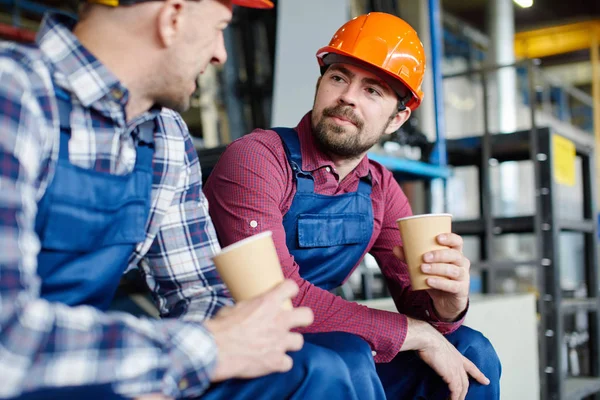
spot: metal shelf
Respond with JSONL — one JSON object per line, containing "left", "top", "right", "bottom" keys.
{"left": 445, "top": 62, "right": 600, "bottom": 400}
{"left": 564, "top": 377, "right": 600, "bottom": 400}
{"left": 446, "top": 127, "right": 595, "bottom": 168}
{"left": 453, "top": 217, "right": 596, "bottom": 236}
{"left": 559, "top": 219, "right": 596, "bottom": 233}
{"left": 562, "top": 298, "right": 600, "bottom": 314}
{"left": 470, "top": 259, "right": 538, "bottom": 270}
{"left": 453, "top": 216, "right": 535, "bottom": 235}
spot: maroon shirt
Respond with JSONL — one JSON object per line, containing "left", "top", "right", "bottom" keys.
{"left": 204, "top": 112, "right": 463, "bottom": 363}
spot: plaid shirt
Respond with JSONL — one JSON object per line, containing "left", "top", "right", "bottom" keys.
{"left": 204, "top": 112, "right": 465, "bottom": 364}
{"left": 0, "top": 13, "right": 232, "bottom": 398}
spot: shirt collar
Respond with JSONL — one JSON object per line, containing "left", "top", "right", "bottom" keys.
{"left": 37, "top": 12, "right": 128, "bottom": 108}
{"left": 295, "top": 111, "right": 379, "bottom": 185}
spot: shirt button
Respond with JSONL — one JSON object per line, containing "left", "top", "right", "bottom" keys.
{"left": 110, "top": 88, "right": 124, "bottom": 100}
{"left": 250, "top": 220, "right": 258, "bottom": 228}
{"left": 179, "top": 378, "right": 189, "bottom": 390}
{"left": 372, "top": 351, "right": 377, "bottom": 357}
{"left": 325, "top": 167, "right": 331, "bottom": 172}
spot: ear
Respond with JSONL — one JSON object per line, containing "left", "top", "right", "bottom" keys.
{"left": 385, "top": 108, "right": 411, "bottom": 134}
{"left": 156, "top": 0, "right": 186, "bottom": 48}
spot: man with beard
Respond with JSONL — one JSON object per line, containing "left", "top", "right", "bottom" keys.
{"left": 0, "top": 0, "right": 362, "bottom": 399}
{"left": 204, "top": 12, "right": 502, "bottom": 400}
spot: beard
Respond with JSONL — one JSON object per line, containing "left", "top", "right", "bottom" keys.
{"left": 312, "top": 104, "right": 392, "bottom": 158}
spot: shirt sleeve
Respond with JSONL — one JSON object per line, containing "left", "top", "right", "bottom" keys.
{"left": 369, "top": 168, "right": 465, "bottom": 335}
{"left": 204, "top": 132, "right": 408, "bottom": 363}
{"left": 0, "top": 57, "right": 217, "bottom": 399}
{"left": 139, "top": 111, "right": 233, "bottom": 323}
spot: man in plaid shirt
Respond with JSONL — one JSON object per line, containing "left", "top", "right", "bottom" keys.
{"left": 0, "top": 0, "right": 361, "bottom": 399}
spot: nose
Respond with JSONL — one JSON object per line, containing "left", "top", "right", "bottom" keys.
{"left": 337, "top": 83, "right": 358, "bottom": 108}
{"left": 211, "top": 31, "right": 228, "bottom": 66}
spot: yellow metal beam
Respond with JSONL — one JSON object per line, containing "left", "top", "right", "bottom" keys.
{"left": 514, "top": 20, "right": 600, "bottom": 59}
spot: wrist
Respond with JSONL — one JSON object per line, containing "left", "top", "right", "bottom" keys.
{"left": 431, "top": 297, "right": 468, "bottom": 322}
{"left": 401, "top": 317, "right": 435, "bottom": 351}
{"left": 204, "top": 320, "right": 232, "bottom": 382}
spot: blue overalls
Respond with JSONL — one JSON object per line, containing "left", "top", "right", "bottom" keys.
{"left": 14, "top": 88, "right": 358, "bottom": 400}
{"left": 274, "top": 128, "right": 502, "bottom": 400}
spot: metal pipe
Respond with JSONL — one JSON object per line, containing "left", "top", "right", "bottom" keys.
{"left": 427, "top": 0, "right": 447, "bottom": 168}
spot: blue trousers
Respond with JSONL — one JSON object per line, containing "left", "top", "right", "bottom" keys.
{"left": 9, "top": 328, "right": 500, "bottom": 400}
{"left": 308, "top": 326, "right": 501, "bottom": 400}
{"left": 201, "top": 334, "right": 358, "bottom": 399}
{"left": 8, "top": 333, "right": 358, "bottom": 400}
{"left": 376, "top": 325, "right": 502, "bottom": 399}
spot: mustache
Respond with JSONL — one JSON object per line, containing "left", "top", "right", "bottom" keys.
{"left": 322, "top": 106, "right": 363, "bottom": 128}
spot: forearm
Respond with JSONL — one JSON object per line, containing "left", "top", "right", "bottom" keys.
{"left": 0, "top": 282, "right": 218, "bottom": 398}
{"left": 141, "top": 122, "right": 233, "bottom": 320}
{"left": 290, "top": 274, "right": 408, "bottom": 363}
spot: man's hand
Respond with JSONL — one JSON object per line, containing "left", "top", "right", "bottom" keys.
{"left": 204, "top": 280, "right": 314, "bottom": 382}
{"left": 394, "top": 233, "right": 470, "bottom": 321}
{"left": 402, "top": 318, "right": 489, "bottom": 400}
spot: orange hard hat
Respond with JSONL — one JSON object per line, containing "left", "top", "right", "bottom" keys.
{"left": 87, "top": 0, "right": 274, "bottom": 9}
{"left": 316, "top": 12, "right": 425, "bottom": 111}
{"left": 231, "top": 0, "right": 273, "bottom": 9}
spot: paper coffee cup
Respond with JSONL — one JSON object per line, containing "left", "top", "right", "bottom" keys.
{"left": 212, "top": 231, "right": 292, "bottom": 309}
{"left": 396, "top": 213, "right": 452, "bottom": 291}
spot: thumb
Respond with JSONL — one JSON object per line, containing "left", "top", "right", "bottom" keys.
{"left": 393, "top": 245, "right": 406, "bottom": 261}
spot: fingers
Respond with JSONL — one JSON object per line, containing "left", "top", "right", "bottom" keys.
{"left": 275, "top": 354, "right": 294, "bottom": 373}
{"left": 285, "top": 332, "right": 305, "bottom": 352}
{"left": 436, "top": 233, "right": 464, "bottom": 252}
{"left": 393, "top": 245, "right": 405, "bottom": 261}
{"left": 426, "top": 276, "right": 463, "bottom": 294}
{"left": 448, "top": 366, "right": 470, "bottom": 400}
{"left": 447, "top": 375, "right": 463, "bottom": 400}
{"left": 421, "top": 263, "right": 463, "bottom": 280}
{"left": 269, "top": 279, "right": 300, "bottom": 305}
{"left": 423, "top": 248, "right": 464, "bottom": 266}
{"left": 463, "top": 356, "right": 490, "bottom": 385}
{"left": 280, "top": 306, "right": 314, "bottom": 329}
{"left": 460, "top": 369, "right": 469, "bottom": 400}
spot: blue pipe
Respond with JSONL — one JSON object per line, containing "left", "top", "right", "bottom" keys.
{"left": 427, "top": 0, "right": 447, "bottom": 168}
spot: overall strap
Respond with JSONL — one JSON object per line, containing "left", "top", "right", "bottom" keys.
{"left": 54, "top": 86, "right": 73, "bottom": 161}
{"left": 272, "top": 127, "right": 314, "bottom": 193}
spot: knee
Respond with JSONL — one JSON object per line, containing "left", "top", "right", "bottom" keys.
{"left": 326, "top": 332, "right": 373, "bottom": 358}
{"left": 448, "top": 326, "right": 502, "bottom": 379}
{"left": 306, "top": 332, "right": 376, "bottom": 372}
{"left": 290, "top": 343, "right": 354, "bottom": 387}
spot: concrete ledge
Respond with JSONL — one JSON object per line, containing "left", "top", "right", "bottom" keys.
{"left": 359, "top": 293, "right": 540, "bottom": 400}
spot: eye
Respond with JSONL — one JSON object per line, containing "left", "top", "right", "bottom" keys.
{"left": 330, "top": 74, "right": 345, "bottom": 83}
{"left": 366, "top": 87, "right": 382, "bottom": 97}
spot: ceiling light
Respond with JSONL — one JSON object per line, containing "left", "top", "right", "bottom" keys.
{"left": 513, "top": 0, "right": 533, "bottom": 8}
